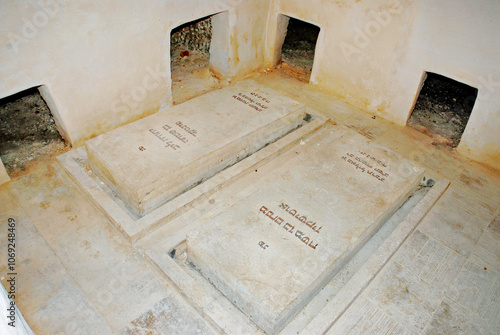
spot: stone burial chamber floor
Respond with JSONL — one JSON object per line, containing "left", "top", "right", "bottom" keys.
{"left": 58, "top": 79, "right": 324, "bottom": 243}
{"left": 184, "top": 125, "right": 426, "bottom": 334}
{"left": 0, "top": 70, "right": 499, "bottom": 334}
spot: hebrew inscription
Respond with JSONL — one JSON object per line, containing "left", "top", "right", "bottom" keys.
{"left": 341, "top": 151, "right": 390, "bottom": 182}
{"left": 232, "top": 92, "right": 272, "bottom": 112}
{"left": 148, "top": 120, "right": 198, "bottom": 151}
{"left": 85, "top": 79, "right": 306, "bottom": 217}
{"left": 259, "top": 204, "right": 319, "bottom": 250}
{"left": 186, "top": 126, "right": 425, "bottom": 334}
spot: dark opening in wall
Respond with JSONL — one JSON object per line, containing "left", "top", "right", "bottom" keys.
{"left": 280, "top": 17, "right": 320, "bottom": 82}
{"left": 407, "top": 72, "right": 477, "bottom": 147}
{"left": 0, "top": 87, "right": 67, "bottom": 177}
{"left": 170, "top": 15, "right": 221, "bottom": 104}
{"left": 171, "top": 16, "right": 212, "bottom": 54}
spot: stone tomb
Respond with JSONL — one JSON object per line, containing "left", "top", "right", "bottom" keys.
{"left": 187, "top": 126, "right": 425, "bottom": 334}
{"left": 85, "top": 80, "right": 306, "bottom": 216}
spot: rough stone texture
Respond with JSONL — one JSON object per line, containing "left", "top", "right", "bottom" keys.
{"left": 327, "top": 297, "right": 412, "bottom": 335}
{"left": 119, "top": 294, "right": 218, "bottom": 335}
{"left": 187, "top": 126, "right": 425, "bottom": 334}
{"left": 0, "top": 89, "right": 68, "bottom": 177}
{"left": 86, "top": 80, "right": 306, "bottom": 216}
{"left": 171, "top": 16, "right": 212, "bottom": 54}
{"left": 281, "top": 17, "right": 319, "bottom": 74}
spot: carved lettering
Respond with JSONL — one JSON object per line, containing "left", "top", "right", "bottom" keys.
{"left": 279, "top": 203, "right": 320, "bottom": 234}
{"left": 258, "top": 241, "right": 269, "bottom": 250}
{"left": 313, "top": 226, "right": 322, "bottom": 233}
{"left": 149, "top": 128, "right": 181, "bottom": 150}
{"left": 259, "top": 205, "right": 320, "bottom": 250}
{"left": 266, "top": 211, "right": 276, "bottom": 221}
{"left": 342, "top": 151, "right": 390, "bottom": 182}
{"left": 250, "top": 92, "right": 271, "bottom": 104}
{"left": 232, "top": 92, "right": 271, "bottom": 112}
{"left": 175, "top": 121, "right": 197, "bottom": 137}
{"left": 169, "top": 129, "right": 189, "bottom": 143}
{"left": 359, "top": 151, "right": 388, "bottom": 167}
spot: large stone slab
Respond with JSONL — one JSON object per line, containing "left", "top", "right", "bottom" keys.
{"left": 85, "top": 80, "right": 306, "bottom": 216}
{"left": 187, "top": 127, "right": 425, "bottom": 334}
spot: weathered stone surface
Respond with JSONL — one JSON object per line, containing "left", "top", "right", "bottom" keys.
{"left": 119, "top": 293, "right": 218, "bottom": 335}
{"left": 0, "top": 159, "right": 9, "bottom": 186}
{"left": 187, "top": 126, "right": 425, "bottom": 334}
{"left": 85, "top": 80, "right": 306, "bottom": 216}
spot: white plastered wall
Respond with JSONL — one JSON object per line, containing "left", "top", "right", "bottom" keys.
{"left": 265, "top": 0, "right": 500, "bottom": 170}
{"left": 1, "top": 0, "right": 498, "bottom": 169}
{"left": 0, "top": 0, "right": 269, "bottom": 147}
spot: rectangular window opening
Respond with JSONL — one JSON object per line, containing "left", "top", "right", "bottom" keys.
{"left": 170, "top": 14, "right": 221, "bottom": 104}
{"left": 0, "top": 87, "right": 68, "bottom": 177}
{"left": 407, "top": 72, "right": 478, "bottom": 147}
{"left": 279, "top": 16, "right": 320, "bottom": 83}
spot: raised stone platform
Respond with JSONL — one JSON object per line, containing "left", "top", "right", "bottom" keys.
{"left": 85, "top": 80, "right": 306, "bottom": 216}
{"left": 186, "top": 127, "right": 425, "bottom": 334}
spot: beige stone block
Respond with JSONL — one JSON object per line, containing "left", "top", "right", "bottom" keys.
{"left": 187, "top": 127, "right": 424, "bottom": 334}
{"left": 86, "top": 80, "right": 306, "bottom": 216}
